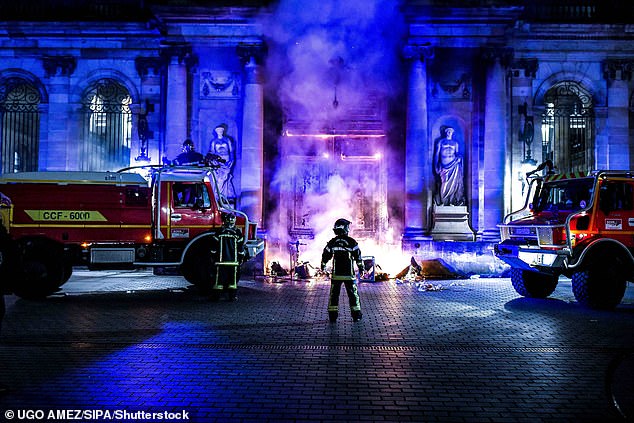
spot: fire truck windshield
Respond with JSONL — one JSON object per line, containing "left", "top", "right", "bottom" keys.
{"left": 533, "top": 178, "right": 595, "bottom": 212}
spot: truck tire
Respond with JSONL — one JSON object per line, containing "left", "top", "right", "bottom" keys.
{"left": 510, "top": 268, "right": 558, "bottom": 298}
{"left": 572, "top": 267, "right": 626, "bottom": 310}
{"left": 12, "top": 238, "right": 66, "bottom": 299}
{"left": 181, "top": 239, "right": 216, "bottom": 293}
{"left": 61, "top": 261, "right": 73, "bottom": 284}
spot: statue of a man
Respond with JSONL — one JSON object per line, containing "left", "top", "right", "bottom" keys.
{"left": 433, "top": 126, "right": 465, "bottom": 206}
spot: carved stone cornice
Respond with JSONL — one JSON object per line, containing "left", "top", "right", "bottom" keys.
{"left": 42, "top": 56, "right": 76, "bottom": 77}
{"left": 237, "top": 42, "right": 267, "bottom": 66}
{"left": 135, "top": 57, "right": 165, "bottom": 78}
{"left": 160, "top": 44, "right": 196, "bottom": 67}
{"left": 510, "top": 58, "right": 538, "bottom": 78}
{"left": 402, "top": 44, "right": 434, "bottom": 62}
{"left": 603, "top": 59, "right": 634, "bottom": 81}
{"left": 481, "top": 47, "right": 514, "bottom": 68}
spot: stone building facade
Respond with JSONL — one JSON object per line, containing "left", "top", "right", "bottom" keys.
{"left": 1, "top": 0, "right": 633, "bottom": 271}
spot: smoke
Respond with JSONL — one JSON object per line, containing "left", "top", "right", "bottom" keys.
{"left": 261, "top": 0, "right": 406, "bottom": 274}
{"left": 264, "top": 0, "right": 404, "bottom": 116}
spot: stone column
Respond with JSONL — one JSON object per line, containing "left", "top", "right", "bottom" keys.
{"left": 41, "top": 56, "right": 76, "bottom": 170}
{"left": 604, "top": 60, "right": 632, "bottom": 169}
{"left": 239, "top": 55, "right": 264, "bottom": 227}
{"left": 481, "top": 50, "right": 510, "bottom": 241}
{"left": 163, "top": 47, "right": 190, "bottom": 159}
{"left": 135, "top": 57, "right": 163, "bottom": 163}
{"left": 402, "top": 45, "right": 433, "bottom": 244}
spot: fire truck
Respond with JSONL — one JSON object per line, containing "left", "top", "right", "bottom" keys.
{"left": 0, "top": 165, "right": 264, "bottom": 299}
{"left": 495, "top": 167, "right": 634, "bottom": 309}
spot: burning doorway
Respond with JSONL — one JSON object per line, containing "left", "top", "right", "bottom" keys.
{"left": 266, "top": 115, "right": 390, "bottom": 274}
{"left": 286, "top": 132, "right": 387, "bottom": 239}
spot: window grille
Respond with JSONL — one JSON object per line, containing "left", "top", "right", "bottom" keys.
{"left": 81, "top": 79, "right": 132, "bottom": 171}
{"left": 0, "top": 78, "right": 40, "bottom": 173}
{"left": 541, "top": 81, "right": 594, "bottom": 173}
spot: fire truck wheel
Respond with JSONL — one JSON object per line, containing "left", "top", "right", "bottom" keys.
{"left": 61, "top": 261, "right": 73, "bottom": 284}
{"left": 571, "top": 266, "right": 626, "bottom": 310}
{"left": 510, "top": 268, "right": 558, "bottom": 298}
{"left": 12, "top": 238, "right": 66, "bottom": 299}
{"left": 181, "top": 239, "right": 216, "bottom": 293}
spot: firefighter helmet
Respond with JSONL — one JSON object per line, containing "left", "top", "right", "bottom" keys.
{"left": 182, "top": 139, "right": 195, "bottom": 151}
{"left": 333, "top": 218, "right": 351, "bottom": 235}
{"left": 221, "top": 211, "right": 236, "bottom": 226}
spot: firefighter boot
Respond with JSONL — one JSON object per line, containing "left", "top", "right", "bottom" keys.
{"left": 329, "top": 311, "right": 338, "bottom": 323}
{"left": 352, "top": 310, "right": 362, "bottom": 322}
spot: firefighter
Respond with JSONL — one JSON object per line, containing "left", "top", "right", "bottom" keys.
{"left": 174, "top": 139, "right": 204, "bottom": 166}
{"left": 320, "top": 218, "right": 363, "bottom": 323}
{"left": 210, "top": 212, "right": 247, "bottom": 301}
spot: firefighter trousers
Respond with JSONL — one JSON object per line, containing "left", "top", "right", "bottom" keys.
{"left": 211, "top": 264, "right": 240, "bottom": 301}
{"left": 328, "top": 279, "right": 361, "bottom": 321}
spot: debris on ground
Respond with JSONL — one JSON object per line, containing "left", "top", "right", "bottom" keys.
{"left": 395, "top": 257, "right": 467, "bottom": 282}
{"left": 269, "top": 261, "right": 288, "bottom": 277}
{"left": 294, "top": 261, "right": 314, "bottom": 280}
{"left": 414, "top": 282, "right": 444, "bottom": 292}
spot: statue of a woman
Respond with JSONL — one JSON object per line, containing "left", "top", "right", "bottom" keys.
{"left": 433, "top": 126, "right": 465, "bottom": 206}
{"left": 207, "top": 123, "right": 235, "bottom": 199}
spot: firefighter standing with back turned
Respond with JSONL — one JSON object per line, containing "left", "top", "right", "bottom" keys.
{"left": 320, "top": 218, "right": 363, "bottom": 323}
{"left": 210, "top": 212, "right": 247, "bottom": 301}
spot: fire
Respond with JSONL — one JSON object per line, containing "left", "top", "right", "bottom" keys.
{"left": 283, "top": 130, "right": 386, "bottom": 139}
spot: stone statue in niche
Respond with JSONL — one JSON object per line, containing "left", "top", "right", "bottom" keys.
{"left": 433, "top": 126, "right": 465, "bottom": 206}
{"left": 207, "top": 123, "right": 236, "bottom": 199}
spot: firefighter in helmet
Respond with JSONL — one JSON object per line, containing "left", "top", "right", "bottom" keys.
{"left": 174, "top": 139, "right": 204, "bottom": 166}
{"left": 210, "top": 211, "right": 247, "bottom": 301}
{"left": 320, "top": 218, "right": 363, "bottom": 323}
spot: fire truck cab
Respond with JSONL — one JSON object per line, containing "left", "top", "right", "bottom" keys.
{"left": 0, "top": 165, "right": 264, "bottom": 298}
{"left": 495, "top": 169, "right": 634, "bottom": 309}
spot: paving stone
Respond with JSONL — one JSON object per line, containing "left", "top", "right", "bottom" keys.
{"left": 0, "top": 272, "right": 633, "bottom": 422}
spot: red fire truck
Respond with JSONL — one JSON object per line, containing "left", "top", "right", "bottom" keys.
{"left": 495, "top": 169, "right": 634, "bottom": 309}
{"left": 0, "top": 165, "right": 264, "bottom": 298}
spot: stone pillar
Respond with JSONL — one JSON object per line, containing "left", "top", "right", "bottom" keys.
{"left": 481, "top": 50, "right": 510, "bottom": 241}
{"left": 135, "top": 57, "right": 163, "bottom": 164}
{"left": 240, "top": 55, "right": 264, "bottom": 227}
{"left": 41, "top": 56, "right": 76, "bottom": 170}
{"left": 402, "top": 45, "right": 433, "bottom": 244}
{"left": 163, "top": 47, "right": 190, "bottom": 159}
{"left": 510, "top": 59, "right": 538, "bottom": 210}
{"left": 604, "top": 60, "right": 632, "bottom": 169}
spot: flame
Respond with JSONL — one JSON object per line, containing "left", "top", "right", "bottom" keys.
{"left": 283, "top": 130, "right": 385, "bottom": 139}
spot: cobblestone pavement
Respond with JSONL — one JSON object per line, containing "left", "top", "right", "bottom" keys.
{"left": 1, "top": 269, "right": 634, "bottom": 422}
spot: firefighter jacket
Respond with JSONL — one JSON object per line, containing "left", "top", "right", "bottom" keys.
{"left": 321, "top": 235, "right": 364, "bottom": 281}
{"left": 211, "top": 225, "right": 247, "bottom": 290}
{"left": 212, "top": 226, "right": 246, "bottom": 266}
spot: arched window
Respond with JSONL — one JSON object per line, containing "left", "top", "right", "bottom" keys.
{"left": 0, "top": 78, "right": 41, "bottom": 173}
{"left": 81, "top": 79, "right": 132, "bottom": 171}
{"left": 541, "top": 81, "right": 594, "bottom": 173}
